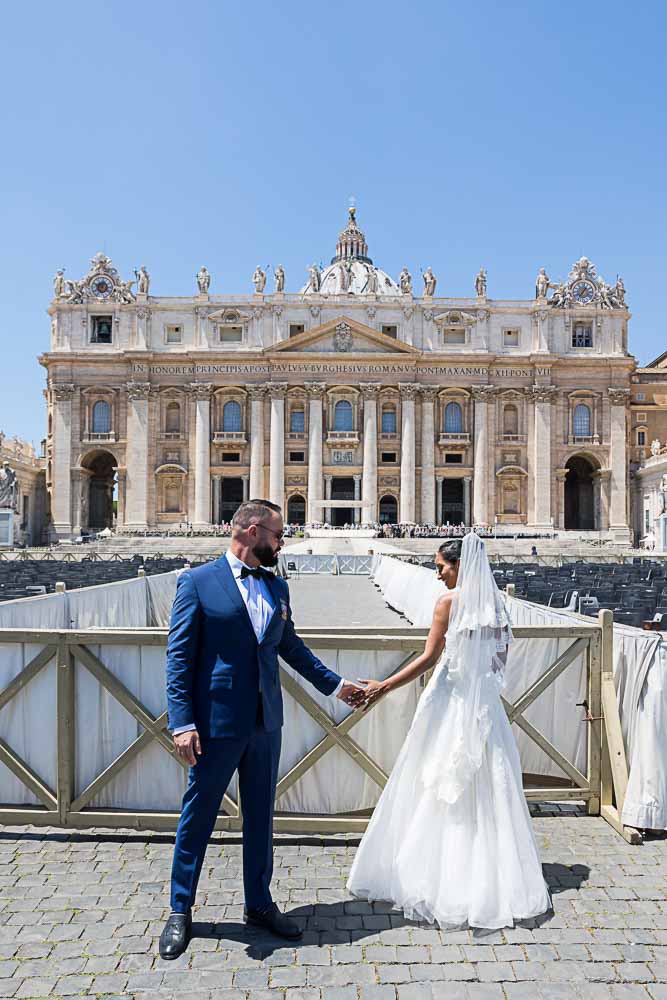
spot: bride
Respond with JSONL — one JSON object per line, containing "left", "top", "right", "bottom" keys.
{"left": 348, "top": 533, "right": 551, "bottom": 930}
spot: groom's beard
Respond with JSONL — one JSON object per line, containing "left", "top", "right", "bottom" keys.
{"left": 252, "top": 540, "right": 279, "bottom": 567}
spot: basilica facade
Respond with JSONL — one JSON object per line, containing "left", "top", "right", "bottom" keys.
{"left": 41, "top": 210, "right": 635, "bottom": 541}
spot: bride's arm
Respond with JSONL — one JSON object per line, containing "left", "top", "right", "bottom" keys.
{"left": 360, "top": 594, "right": 452, "bottom": 709}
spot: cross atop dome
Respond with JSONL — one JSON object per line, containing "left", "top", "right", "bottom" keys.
{"left": 332, "top": 205, "right": 372, "bottom": 265}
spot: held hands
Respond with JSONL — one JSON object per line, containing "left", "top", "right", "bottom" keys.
{"left": 358, "top": 678, "right": 388, "bottom": 711}
{"left": 173, "top": 729, "right": 202, "bottom": 766}
{"left": 336, "top": 681, "right": 367, "bottom": 709}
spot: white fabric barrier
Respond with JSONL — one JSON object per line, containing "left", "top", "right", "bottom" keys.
{"left": 372, "top": 554, "right": 667, "bottom": 830}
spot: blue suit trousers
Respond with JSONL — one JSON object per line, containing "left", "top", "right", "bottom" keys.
{"left": 170, "top": 702, "right": 282, "bottom": 913}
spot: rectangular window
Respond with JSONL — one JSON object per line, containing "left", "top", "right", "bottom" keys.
{"left": 381, "top": 325, "right": 398, "bottom": 339}
{"left": 222, "top": 452, "right": 240, "bottom": 462}
{"left": 645, "top": 509, "right": 651, "bottom": 533}
{"left": 220, "top": 325, "right": 243, "bottom": 343}
{"left": 503, "top": 328, "right": 519, "bottom": 348}
{"left": 289, "top": 323, "right": 305, "bottom": 338}
{"left": 638, "top": 431, "right": 646, "bottom": 446}
{"left": 636, "top": 393, "right": 646, "bottom": 401}
{"left": 289, "top": 451, "right": 305, "bottom": 463}
{"left": 91, "top": 315, "right": 113, "bottom": 344}
{"left": 381, "top": 452, "right": 397, "bottom": 463}
{"left": 443, "top": 328, "right": 466, "bottom": 345}
{"left": 572, "top": 324, "right": 593, "bottom": 348}
{"left": 445, "top": 453, "right": 463, "bottom": 464}
{"left": 166, "top": 325, "right": 182, "bottom": 344}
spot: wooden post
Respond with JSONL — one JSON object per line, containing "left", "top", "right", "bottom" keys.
{"left": 137, "top": 568, "right": 145, "bottom": 578}
{"left": 55, "top": 581, "right": 66, "bottom": 593}
{"left": 506, "top": 583, "right": 516, "bottom": 597}
{"left": 586, "top": 614, "right": 603, "bottom": 815}
{"left": 56, "top": 635, "right": 75, "bottom": 826}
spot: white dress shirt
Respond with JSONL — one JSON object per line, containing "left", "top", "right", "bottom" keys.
{"left": 172, "top": 550, "right": 345, "bottom": 735}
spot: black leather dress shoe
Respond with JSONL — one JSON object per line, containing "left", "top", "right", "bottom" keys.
{"left": 159, "top": 911, "right": 192, "bottom": 959}
{"left": 244, "top": 901, "right": 302, "bottom": 939}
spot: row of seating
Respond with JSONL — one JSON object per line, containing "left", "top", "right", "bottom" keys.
{"left": 0, "top": 557, "right": 207, "bottom": 603}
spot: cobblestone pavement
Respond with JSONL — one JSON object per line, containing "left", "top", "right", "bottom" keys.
{"left": 0, "top": 806, "right": 666, "bottom": 999}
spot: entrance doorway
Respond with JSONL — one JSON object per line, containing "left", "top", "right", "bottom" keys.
{"left": 564, "top": 456, "right": 596, "bottom": 530}
{"left": 441, "top": 479, "right": 464, "bottom": 525}
{"left": 331, "top": 477, "right": 355, "bottom": 526}
{"left": 379, "top": 494, "right": 398, "bottom": 524}
{"left": 219, "top": 478, "right": 244, "bottom": 524}
{"left": 287, "top": 493, "right": 306, "bottom": 525}
{"left": 82, "top": 450, "right": 116, "bottom": 531}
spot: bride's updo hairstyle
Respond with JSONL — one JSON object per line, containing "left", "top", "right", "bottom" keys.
{"left": 438, "top": 539, "right": 462, "bottom": 565}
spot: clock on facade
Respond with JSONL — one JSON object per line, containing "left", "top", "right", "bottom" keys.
{"left": 571, "top": 280, "right": 596, "bottom": 304}
{"left": 90, "top": 275, "right": 114, "bottom": 299}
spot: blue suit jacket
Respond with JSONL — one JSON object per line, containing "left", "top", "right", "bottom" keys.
{"left": 166, "top": 557, "right": 341, "bottom": 738}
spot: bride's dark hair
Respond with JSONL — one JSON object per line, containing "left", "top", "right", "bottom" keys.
{"left": 438, "top": 539, "right": 462, "bottom": 564}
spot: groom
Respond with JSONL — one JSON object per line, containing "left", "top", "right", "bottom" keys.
{"left": 159, "top": 499, "right": 364, "bottom": 959}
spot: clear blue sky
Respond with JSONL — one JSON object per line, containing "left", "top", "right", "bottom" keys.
{"left": 1, "top": 0, "right": 665, "bottom": 446}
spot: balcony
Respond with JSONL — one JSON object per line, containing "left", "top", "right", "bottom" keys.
{"left": 438, "top": 432, "right": 470, "bottom": 446}
{"left": 286, "top": 431, "right": 306, "bottom": 442}
{"left": 326, "top": 430, "right": 360, "bottom": 446}
{"left": 567, "top": 435, "right": 600, "bottom": 446}
{"left": 162, "top": 431, "right": 184, "bottom": 441}
{"left": 379, "top": 431, "right": 399, "bottom": 442}
{"left": 498, "top": 434, "right": 527, "bottom": 444}
{"left": 212, "top": 430, "right": 247, "bottom": 447}
{"left": 82, "top": 431, "right": 117, "bottom": 443}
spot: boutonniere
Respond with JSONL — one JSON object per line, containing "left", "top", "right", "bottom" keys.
{"left": 280, "top": 599, "right": 288, "bottom": 621}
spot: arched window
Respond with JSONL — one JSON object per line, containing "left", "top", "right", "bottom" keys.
{"left": 573, "top": 403, "right": 591, "bottom": 438}
{"left": 503, "top": 404, "right": 518, "bottom": 436}
{"left": 165, "top": 401, "right": 181, "bottom": 433}
{"left": 381, "top": 406, "right": 397, "bottom": 434}
{"left": 333, "top": 400, "right": 353, "bottom": 431}
{"left": 92, "top": 400, "right": 111, "bottom": 434}
{"left": 444, "top": 401, "right": 463, "bottom": 433}
{"left": 222, "top": 400, "right": 242, "bottom": 432}
{"left": 290, "top": 409, "right": 305, "bottom": 433}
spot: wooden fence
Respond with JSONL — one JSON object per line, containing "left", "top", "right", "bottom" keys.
{"left": 0, "top": 612, "right": 638, "bottom": 842}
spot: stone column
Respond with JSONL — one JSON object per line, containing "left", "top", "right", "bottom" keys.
{"left": 212, "top": 475, "right": 221, "bottom": 525}
{"left": 436, "top": 475, "right": 443, "bottom": 524}
{"left": 324, "top": 474, "right": 333, "bottom": 524}
{"left": 269, "top": 383, "right": 287, "bottom": 510}
{"left": 192, "top": 383, "right": 213, "bottom": 527}
{"left": 306, "top": 383, "right": 326, "bottom": 523}
{"left": 463, "top": 476, "right": 472, "bottom": 526}
{"left": 399, "top": 383, "right": 419, "bottom": 523}
{"left": 420, "top": 386, "right": 437, "bottom": 524}
{"left": 529, "top": 385, "right": 558, "bottom": 529}
{"left": 125, "top": 381, "right": 151, "bottom": 529}
{"left": 242, "top": 474, "right": 250, "bottom": 502}
{"left": 595, "top": 469, "right": 611, "bottom": 531}
{"left": 608, "top": 388, "right": 631, "bottom": 540}
{"left": 353, "top": 474, "right": 362, "bottom": 525}
{"left": 360, "top": 383, "right": 380, "bottom": 524}
{"left": 472, "top": 385, "right": 495, "bottom": 526}
{"left": 555, "top": 469, "right": 568, "bottom": 530}
{"left": 248, "top": 386, "right": 266, "bottom": 500}
{"left": 50, "top": 382, "right": 75, "bottom": 538}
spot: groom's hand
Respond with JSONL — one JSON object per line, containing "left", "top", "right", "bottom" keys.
{"left": 173, "top": 730, "right": 202, "bottom": 766}
{"left": 336, "top": 681, "right": 366, "bottom": 709}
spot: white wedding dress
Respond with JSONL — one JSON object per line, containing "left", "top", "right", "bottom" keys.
{"left": 347, "top": 534, "right": 551, "bottom": 930}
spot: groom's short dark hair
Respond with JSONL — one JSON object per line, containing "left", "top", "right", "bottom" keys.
{"left": 232, "top": 499, "right": 282, "bottom": 529}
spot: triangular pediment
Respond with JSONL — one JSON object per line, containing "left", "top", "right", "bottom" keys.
{"left": 267, "top": 316, "right": 419, "bottom": 355}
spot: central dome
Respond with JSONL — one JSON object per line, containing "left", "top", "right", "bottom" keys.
{"left": 301, "top": 207, "right": 399, "bottom": 297}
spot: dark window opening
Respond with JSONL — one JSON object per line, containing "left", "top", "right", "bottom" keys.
{"left": 381, "top": 452, "right": 397, "bottom": 463}
{"left": 445, "top": 453, "right": 463, "bottom": 464}
{"left": 91, "top": 315, "right": 113, "bottom": 344}
{"left": 222, "top": 452, "right": 240, "bottom": 463}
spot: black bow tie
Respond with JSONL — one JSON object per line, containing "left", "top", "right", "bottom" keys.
{"left": 240, "top": 565, "right": 265, "bottom": 580}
